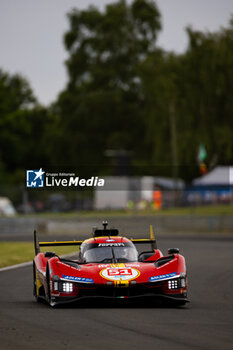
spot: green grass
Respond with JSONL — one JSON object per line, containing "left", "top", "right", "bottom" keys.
{"left": 0, "top": 242, "right": 77, "bottom": 268}
{"left": 19, "top": 209, "right": 131, "bottom": 219}
{"left": 17, "top": 204, "right": 233, "bottom": 218}
{"left": 152, "top": 205, "right": 233, "bottom": 216}
{"left": 1, "top": 204, "right": 232, "bottom": 268}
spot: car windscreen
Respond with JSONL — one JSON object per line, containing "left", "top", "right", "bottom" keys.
{"left": 82, "top": 242, "right": 138, "bottom": 263}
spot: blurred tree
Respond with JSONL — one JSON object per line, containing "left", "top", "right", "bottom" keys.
{"left": 0, "top": 69, "right": 35, "bottom": 113}
{"left": 1, "top": 5, "right": 233, "bottom": 185}
{"left": 138, "top": 16, "right": 233, "bottom": 181}
{"left": 138, "top": 50, "right": 180, "bottom": 174}
{"left": 0, "top": 69, "right": 52, "bottom": 182}
{"left": 177, "top": 17, "right": 233, "bottom": 177}
{"left": 54, "top": 0, "right": 161, "bottom": 171}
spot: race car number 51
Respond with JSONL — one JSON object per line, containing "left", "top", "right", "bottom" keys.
{"left": 108, "top": 268, "right": 132, "bottom": 276}
{"left": 100, "top": 267, "right": 140, "bottom": 281}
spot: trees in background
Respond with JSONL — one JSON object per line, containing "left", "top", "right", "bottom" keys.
{"left": 0, "top": 69, "right": 52, "bottom": 183}
{"left": 135, "top": 17, "right": 233, "bottom": 180}
{"left": 0, "top": 0, "right": 233, "bottom": 185}
{"left": 53, "top": 0, "right": 161, "bottom": 169}
{"left": 179, "top": 22, "right": 233, "bottom": 170}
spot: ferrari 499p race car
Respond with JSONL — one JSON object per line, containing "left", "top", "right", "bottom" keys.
{"left": 33, "top": 222, "right": 188, "bottom": 307}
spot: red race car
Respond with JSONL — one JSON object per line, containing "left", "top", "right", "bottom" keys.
{"left": 33, "top": 222, "right": 188, "bottom": 307}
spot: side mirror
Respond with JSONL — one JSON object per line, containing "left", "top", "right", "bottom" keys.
{"left": 168, "top": 248, "right": 179, "bottom": 254}
{"left": 44, "top": 251, "right": 56, "bottom": 258}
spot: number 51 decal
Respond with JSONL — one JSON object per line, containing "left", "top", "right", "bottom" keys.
{"left": 100, "top": 267, "right": 140, "bottom": 281}
{"left": 107, "top": 268, "right": 132, "bottom": 276}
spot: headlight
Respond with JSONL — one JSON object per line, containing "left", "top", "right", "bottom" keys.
{"left": 53, "top": 281, "right": 74, "bottom": 292}
{"left": 168, "top": 276, "right": 186, "bottom": 290}
{"left": 168, "top": 279, "right": 178, "bottom": 289}
{"left": 62, "top": 282, "right": 73, "bottom": 292}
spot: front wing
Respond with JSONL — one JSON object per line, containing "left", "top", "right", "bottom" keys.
{"left": 49, "top": 278, "right": 188, "bottom": 306}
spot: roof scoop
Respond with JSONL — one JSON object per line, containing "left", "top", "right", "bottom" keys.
{"left": 92, "top": 221, "right": 119, "bottom": 237}
{"left": 102, "top": 221, "right": 108, "bottom": 230}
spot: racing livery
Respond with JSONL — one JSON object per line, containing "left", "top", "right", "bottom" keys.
{"left": 33, "top": 222, "right": 188, "bottom": 306}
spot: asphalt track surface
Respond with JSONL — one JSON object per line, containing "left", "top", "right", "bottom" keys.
{"left": 0, "top": 236, "right": 233, "bottom": 350}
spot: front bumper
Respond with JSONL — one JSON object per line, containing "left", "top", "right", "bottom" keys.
{"left": 50, "top": 282, "right": 189, "bottom": 306}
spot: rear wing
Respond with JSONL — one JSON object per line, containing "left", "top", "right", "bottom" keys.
{"left": 34, "top": 224, "right": 157, "bottom": 255}
{"left": 33, "top": 230, "right": 83, "bottom": 256}
{"left": 130, "top": 225, "right": 157, "bottom": 250}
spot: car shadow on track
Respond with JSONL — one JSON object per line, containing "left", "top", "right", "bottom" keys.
{"left": 52, "top": 299, "right": 189, "bottom": 309}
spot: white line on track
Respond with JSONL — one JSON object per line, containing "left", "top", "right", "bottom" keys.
{"left": 0, "top": 253, "right": 75, "bottom": 272}
{"left": 0, "top": 261, "right": 32, "bottom": 272}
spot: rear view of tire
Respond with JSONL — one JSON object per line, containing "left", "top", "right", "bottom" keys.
{"left": 46, "top": 264, "right": 56, "bottom": 307}
{"left": 33, "top": 263, "right": 39, "bottom": 302}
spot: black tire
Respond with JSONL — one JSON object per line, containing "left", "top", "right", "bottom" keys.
{"left": 46, "top": 264, "right": 55, "bottom": 307}
{"left": 33, "top": 263, "right": 39, "bottom": 302}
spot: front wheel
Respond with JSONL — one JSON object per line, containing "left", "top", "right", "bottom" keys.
{"left": 46, "top": 264, "right": 56, "bottom": 307}
{"left": 33, "top": 263, "right": 40, "bottom": 302}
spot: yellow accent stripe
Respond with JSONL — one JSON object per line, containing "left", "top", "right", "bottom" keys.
{"left": 36, "top": 271, "right": 43, "bottom": 295}
{"left": 130, "top": 239, "right": 154, "bottom": 243}
{"left": 150, "top": 225, "right": 155, "bottom": 241}
{"left": 39, "top": 240, "right": 83, "bottom": 247}
{"left": 110, "top": 263, "right": 125, "bottom": 268}
{"left": 115, "top": 280, "right": 129, "bottom": 287}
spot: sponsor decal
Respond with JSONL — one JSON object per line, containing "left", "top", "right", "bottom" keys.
{"left": 98, "top": 243, "right": 124, "bottom": 247}
{"left": 98, "top": 263, "right": 141, "bottom": 268}
{"left": 149, "top": 272, "right": 177, "bottom": 282}
{"left": 100, "top": 267, "right": 140, "bottom": 281}
{"left": 105, "top": 239, "right": 116, "bottom": 242}
{"left": 62, "top": 275, "right": 94, "bottom": 283}
{"left": 126, "top": 263, "right": 141, "bottom": 268}
{"left": 26, "top": 168, "right": 45, "bottom": 187}
{"left": 110, "top": 263, "right": 125, "bottom": 268}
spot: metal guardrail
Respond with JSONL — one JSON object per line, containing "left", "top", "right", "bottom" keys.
{"left": 0, "top": 217, "right": 42, "bottom": 235}
{"left": 0, "top": 215, "right": 232, "bottom": 236}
